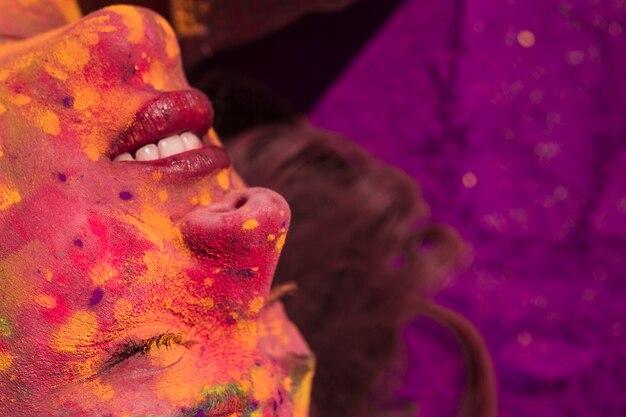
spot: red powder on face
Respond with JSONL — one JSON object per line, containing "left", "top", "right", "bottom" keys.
{"left": 88, "top": 215, "right": 109, "bottom": 247}
{"left": 41, "top": 295, "right": 71, "bottom": 324}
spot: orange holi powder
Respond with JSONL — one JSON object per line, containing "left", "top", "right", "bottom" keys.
{"left": 216, "top": 169, "right": 230, "bottom": 190}
{"left": 89, "top": 261, "right": 117, "bottom": 286}
{"left": 242, "top": 219, "right": 259, "bottom": 230}
{"left": 115, "top": 6, "right": 145, "bottom": 44}
{"left": 0, "top": 184, "right": 21, "bottom": 210}
{"left": 51, "top": 311, "right": 99, "bottom": 353}
{"left": 275, "top": 235, "right": 286, "bottom": 253}
{"left": 0, "top": 352, "right": 14, "bottom": 372}
{"left": 35, "top": 294, "right": 57, "bottom": 309}
{"left": 36, "top": 109, "right": 60, "bottom": 135}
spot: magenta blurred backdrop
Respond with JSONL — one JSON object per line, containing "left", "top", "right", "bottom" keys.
{"left": 310, "top": 0, "right": 626, "bottom": 416}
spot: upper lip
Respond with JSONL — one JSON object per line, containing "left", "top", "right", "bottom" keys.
{"left": 108, "top": 89, "right": 214, "bottom": 158}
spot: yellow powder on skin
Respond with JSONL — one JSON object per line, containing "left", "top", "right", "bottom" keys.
{"left": 153, "top": 355, "right": 206, "bottom": 404}
{"left": 115, "top": 6, "right": 144, "bottom": 44}
{"left": 75, "top": 356, "right": 99, "bottom": 379}
{"left": 293, "top": 370, "right": 314, "bottom": 417}
{"left": 0, "top": 318, "right": 12, "bottom": 337}
{"left": 0, "top": 184, "right": 21, "bottom": 210}
{"left": 283, "top": 377, "right": 293, "bottom": 392}
{"left": 275, "top": 235, "right": 286, "bottom": 253}
{"left": 53, "top": 38, "right": 90, "bottom": 71}
{"left": 35, "top": 294, "right": 56, "bottom": 309}
{"left": 12, "top": 94, "right": 30, "bottom": 105}
{"left": 199, "top": 188, "right": 211, "bottom": 206}
{"left": 43, "top": 63, "right": 68, "bottom": 80}
{"left": 51, "top": 311, "right": 99, "bottom": 353}
{"left": 251, "top": 367, "right": 275, "bottom": 402}
{"left": 90, "top": 378, "right": 115, "bottom": 400}
{"left": 248, "top": 296, "right": 265, "bottom": 314}
{"left": 89, "top": 262, "right": 117, "bottom": 286}
{"left": 158, "top": 189, "right": 168, "bottom": 202}
{"left": 11, "top": 54, "right": 33, "bottom": 70}
{"left": 235, "top": 320, "right": 258, "bottom": 351}
{"left": 72, "top": 85, "right": 100, "bottom": 111}
{"left": 1, "top": 241, "right": 46, "bottom": 310}
{"left": 267, "top": 234, "right": 276, "bottom": 242}
{"left": 0, "top": 102, "right": 5, "bottom": 115}
{"left": 36, "top": 109, "right": 60, "bottom": 135}
{"left": 242, "top": 219, "right": 259, "bottom": 231}
{"left": 140, "top": 249, "right": 185, "bottom": 285}
{"left": 114, "top": 299, "right": 133, "bottom": 323}
{"left": 0, "top": 353, "right": 14, "bottom": 372}
{"left": 207, "top": 128, "right": 220, "bottom": 146}
{"left": 198, "top": 298, "right": 214, "bottom": 309}
{"left": 216, "top": 169, "right": 230, "bottom": 190}
{"left": 155, "top": 15, "right": 180, "bottom": 58}
{"left": 121, "top": 206, "right": 185, "bottom": 250}
{"left": 142, "top": 60, "right": 167, "bottom": 90}
{"left": 82, "top": 135, "right": 107, "bottom": 161}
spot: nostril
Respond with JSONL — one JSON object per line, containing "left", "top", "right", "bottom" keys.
{"left": 235, "top": 197, "right": 248, "bottom": 209}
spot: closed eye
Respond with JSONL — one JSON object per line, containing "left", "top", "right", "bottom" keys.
{"left": 101, "top": 332, "right": 194, "bottom": 371}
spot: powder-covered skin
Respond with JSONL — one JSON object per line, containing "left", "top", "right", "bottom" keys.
{"left": 0, "top": 5, "right": 312, "bottom": 417}
{"left": 0, "top": 0, "right": 82, "bottom": 39}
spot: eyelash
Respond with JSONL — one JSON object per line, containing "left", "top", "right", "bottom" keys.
{"left": 103, "top": 332, "right": 191, "bottom": 370}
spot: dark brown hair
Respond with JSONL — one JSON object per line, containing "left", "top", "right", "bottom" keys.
{"left": 224, "top": 123, "right": 492, "bottom": 417}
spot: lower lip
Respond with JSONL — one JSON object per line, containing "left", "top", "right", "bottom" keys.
{"left": 120, "top": 146, "right": 231, "bottom": 180}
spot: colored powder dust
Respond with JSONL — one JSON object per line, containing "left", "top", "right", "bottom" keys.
{"left": 89, "top": 288, "right": 104, "bottom": 306}
{"left": 119, "top": 191, "right": 133, "bottom": 200}
{"left": 0, "top": 318, "right": 11, "bottom": 337}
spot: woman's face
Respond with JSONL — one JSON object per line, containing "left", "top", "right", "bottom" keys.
{"left": 0, "top": 5, "right": 312, "bottom": 417}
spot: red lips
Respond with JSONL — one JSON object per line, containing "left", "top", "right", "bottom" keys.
{"left": 110, "top": 89, "right": 214, "bottom": 157}
{"left": 111, "top": 89, "right": 231, "bottom": 180}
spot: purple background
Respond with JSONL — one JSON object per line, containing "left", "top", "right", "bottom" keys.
{"left": 310, "top": 0, "right": 626, "bottom": 415}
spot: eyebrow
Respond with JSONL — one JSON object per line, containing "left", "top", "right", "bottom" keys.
{"left": 101, "top": 332, "right": 193, "bottom": 371}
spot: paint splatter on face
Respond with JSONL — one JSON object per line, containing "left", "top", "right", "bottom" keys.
{"left": 0, "top": 5, "right": 313, "bottom": 416}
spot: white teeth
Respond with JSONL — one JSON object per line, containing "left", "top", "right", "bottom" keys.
{"left": 114, "top": 152, "right": 134, "bottom": 162}
{"left": 113, "top": 131, "right": 205, "bottom": 162}
{"left": 180, "top": 132, "right": 203, "bottom": 151}
{"left": 135, "top": 143, "right": 159, "bottom": 161}
{"left": 158, "top": 134, "right": 186, "bottom": 158}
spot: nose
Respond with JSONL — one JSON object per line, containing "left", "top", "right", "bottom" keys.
{"left": 63, "top": 5, "right": 185, "bottom": 91}
{"left": 179, "top": 187, "right": 291, "bottom": 305}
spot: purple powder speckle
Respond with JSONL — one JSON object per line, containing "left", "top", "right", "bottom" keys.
{"left": 73, "top": 239, "right": 83, "bottom": 248}
{"left": 57, "top": 173, "right": 67, "bottom": 182}
{"left": 119, "top": 191, "right": 133, "bottom": 200}
{"left": 89, "top": 288, "right": 104, "bottom": 306}
{"left": 62, "top": 96, "right": 74, "bottom": 108}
